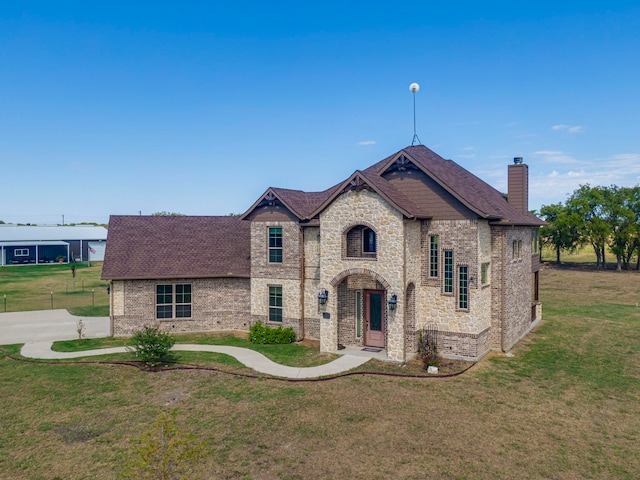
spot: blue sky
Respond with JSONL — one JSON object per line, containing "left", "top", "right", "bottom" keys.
{"left": 1, "top": 1, "right": 639, "bottom": 224}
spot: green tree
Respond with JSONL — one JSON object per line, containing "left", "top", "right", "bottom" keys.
{"left": 539, "top": 202, "right": 582, "bottom": 263}
{"left": 602, "top": 186, "right": 640, "bottom": 271}
{"left": 566, "top": 185, "right": 610, "bottom": 269}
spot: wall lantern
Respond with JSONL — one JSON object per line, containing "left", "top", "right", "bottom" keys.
{"left": 388, "top": 294, "right": 398, "bottom": 311}
{"left": 318, "top": 289, "right": 329, "bottom": 306}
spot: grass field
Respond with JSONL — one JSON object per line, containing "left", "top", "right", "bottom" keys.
{"left": 1, "top": 266, "right": 639, "bottom": 479}
{"left": 0, "top": 262, "right": 109, "bottom": 315}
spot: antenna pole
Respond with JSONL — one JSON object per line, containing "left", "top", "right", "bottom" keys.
{"left": 409, "top": 83, "right": 421, "bottom": 146}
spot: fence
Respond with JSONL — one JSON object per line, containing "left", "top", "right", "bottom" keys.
{"left": 1, "top": 285, "right": 109, "bottom": 313}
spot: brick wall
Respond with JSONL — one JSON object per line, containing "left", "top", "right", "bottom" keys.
{"left": 111, "top": 277, "right": 250, "bottom": 335}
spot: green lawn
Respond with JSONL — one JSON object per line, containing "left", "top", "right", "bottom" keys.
{"left": 0, "top": 262, "right": 108, "bottom": 313}
{"left": 1, "top": 266, "right": 639, "bottom": 479}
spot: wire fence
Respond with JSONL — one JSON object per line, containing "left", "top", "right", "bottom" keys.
{"left": 1, "top": 285, "right": 109, "bottom": 313}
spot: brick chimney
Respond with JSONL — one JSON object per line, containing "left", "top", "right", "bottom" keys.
{"left": 508, "top": 157, "right": 528, "bottom": 213}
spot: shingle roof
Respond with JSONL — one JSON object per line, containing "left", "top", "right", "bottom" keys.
{"left": 377, "top": 145, "right": 544, "bottom": 225}
{"left": 256, "top": 145, "right": 543, "bottom": 226}
{"left": 101, "top": 216, "right": 250, "bottom": 280}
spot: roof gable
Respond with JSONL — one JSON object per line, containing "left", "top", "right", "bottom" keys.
{"left": 243, "top": 145, "right": 544, "bottom": 226}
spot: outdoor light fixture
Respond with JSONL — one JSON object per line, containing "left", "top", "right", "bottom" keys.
{"left": 318, "top": 289, "right": 329, "bottom": 306}
{"left": 388, "top": 294, "right": 398, "bottom": 311}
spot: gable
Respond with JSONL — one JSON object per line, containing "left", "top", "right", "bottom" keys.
{"left": 383, "top": 168, "right": 476, "bottom": 220}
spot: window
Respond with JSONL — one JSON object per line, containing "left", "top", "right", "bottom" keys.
{"left": 481, "top": 263, "right": 490, "bottom": 285}
{"left": 345, "top": 225, "right": 377, "bottom": 258}
{"left": 512, "top": 240, "right": 522, "bottom": 260}
{"left": 269, "top": 286, "right": 283, "bottom": 322}
{"left": 459, "top": 266, "right": 469, "bottom": 309}
{"left": 15, "top": 249, "right": 29, "bottom": 256}
{"left": 444, "top": 251, "right": 453, "bottom": 293}
{"left": 429, "top": 235, "right": 439, "bottom": 277}
{"left": 268, "top": 227, "right": 283, "bottom": 263}
{"left": 156, "top": 284, "right": 192, "bottom": 319}
{"left": 363, "top": 228, "right": 376, "bottom": 253}
{"left": 532, "top": 228, "right": 539, "bottom": 254}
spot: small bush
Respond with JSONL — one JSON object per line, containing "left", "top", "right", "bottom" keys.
{"left": 249, "top": 321, "right": 296, "bottom": 344}
{"left": 418, "top": 331, "right": 440, "bottom": 369}
{"left": 127, "top": 324, "right": 175, "bottom": 368}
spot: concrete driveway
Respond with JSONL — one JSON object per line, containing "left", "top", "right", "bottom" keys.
{"left": 0, "top": 309, "right": 109, "bottom": 345}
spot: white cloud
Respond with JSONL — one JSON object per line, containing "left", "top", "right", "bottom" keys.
{"left": 533, "top": 150, "right": 579, "bottom": 164}
{"left": 551, "top": 124, "right": 584, "bottom": 134}
{"left": 356, "top": 140, "right": 376, "bottom": 146}
{"left": 528, "top": 152, "right": 640, "bottom": 209}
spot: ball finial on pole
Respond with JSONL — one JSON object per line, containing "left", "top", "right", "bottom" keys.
{"left": 409, "top": 83, "right": 421, "bottom": 145}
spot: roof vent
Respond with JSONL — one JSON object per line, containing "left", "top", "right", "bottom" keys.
{"left": 513, "top": 157, "right": 523, "bottom": 164}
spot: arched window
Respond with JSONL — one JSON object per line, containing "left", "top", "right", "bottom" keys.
{"left": 345, "top": 225, "right": 377, "bottom": 258}
{"left": 363, "top": 227, "right": 376, "bottom": 253}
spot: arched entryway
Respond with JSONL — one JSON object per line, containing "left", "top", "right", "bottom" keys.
{"left": 331, "top": 268, "right": 391, "bottom": 349}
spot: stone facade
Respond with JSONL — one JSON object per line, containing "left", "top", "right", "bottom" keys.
{"left": 109, "top": 191, "right": 540, "bottom": 361}
{"left": 107, "top": 147, "right": 542, "bottom": 362}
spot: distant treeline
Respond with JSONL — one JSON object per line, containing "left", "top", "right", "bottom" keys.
{"left": 539, "top": 185, "right": 640, "bottom": 271}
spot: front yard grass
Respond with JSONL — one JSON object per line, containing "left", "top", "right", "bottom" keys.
{"left": 0, "top": 262, "right": 108, "bottom": 313}
{"left": 1, "top": 266, "right": 639, "bottom": 479}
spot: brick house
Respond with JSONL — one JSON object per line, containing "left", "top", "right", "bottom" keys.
{"left": 102, "top": 145, "right": 544, "bottom": 361}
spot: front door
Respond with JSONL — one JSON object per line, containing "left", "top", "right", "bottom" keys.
{"left": 365, "top": 290, "right": 385, "bottom": 348}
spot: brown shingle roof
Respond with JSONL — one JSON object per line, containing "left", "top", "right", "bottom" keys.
{"left": 364, "top": 145, "right": 544, "bottom": 225}
{"left": 101, "top": 215, "right": 250, "bottom": 280}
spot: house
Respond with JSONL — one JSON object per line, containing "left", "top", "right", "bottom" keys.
{"left": 0, "top": 225, "right": 108, "bottom": 266}
{"left": 101, "top": 145, "right": 544, "bottom": 361}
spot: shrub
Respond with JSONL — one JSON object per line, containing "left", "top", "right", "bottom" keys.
{"left": 418, "top": 331, "right": 440, "bottom": 369}
{"left": 249, "top": 321, "right": 296, "bottom": 344}
{"left": 120, "top": 409, "right": 203, "bottom": 480}
{"left": 127, "top": 324, "right": 175, "bottom": 368}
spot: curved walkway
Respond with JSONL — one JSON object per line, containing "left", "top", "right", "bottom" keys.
{"left": 19, "top": 342, "right": 371, "bottom": 379}
{"left": 0, "top": 310, "right": 372, "bottom": 379}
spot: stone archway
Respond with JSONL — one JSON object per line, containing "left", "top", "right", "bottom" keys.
{"left": 330, "top": 268, "right": 391, "bottom": 349}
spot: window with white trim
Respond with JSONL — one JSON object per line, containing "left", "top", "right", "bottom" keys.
{"left": 15, "top": 248, "right": 29, "bottom": 256}
{"left": 156, "top": 284, "right": 192, "bottom": 319}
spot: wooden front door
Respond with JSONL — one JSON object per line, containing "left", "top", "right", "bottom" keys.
{"left": 365, "top": 290, "right": 385, "bottom": 348}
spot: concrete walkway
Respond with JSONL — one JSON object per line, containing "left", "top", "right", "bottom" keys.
{"left": 1, "top": 310, "right": 372, "bottom": 379}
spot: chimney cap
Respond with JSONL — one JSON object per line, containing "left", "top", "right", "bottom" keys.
{"left": 513, "top": 157, "right": 524, "bottom": 164}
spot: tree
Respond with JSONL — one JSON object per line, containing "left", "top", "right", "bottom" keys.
{"left": 152, "top": 211, "right": 185, "bottom": 216}
{"left": 539, "top": 202, "right": 582, "bottom": 263}
{"left": 566, "top": 185, "right": 610, "bottom": 269}
{"left": 602, "top": 186, "right": 640, "bottom": 271}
